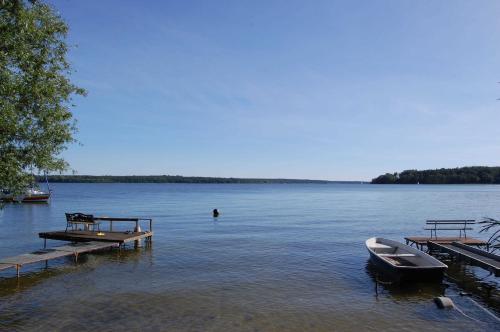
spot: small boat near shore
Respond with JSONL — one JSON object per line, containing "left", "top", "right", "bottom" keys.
{"left": 366, "top": 237, "right": 447, "bottom": 281}
{"left": 1, "top": 187, "right": 51, "bottom": 203}
{"left": 1, "top": 173, "right": 52, "bottom": 203}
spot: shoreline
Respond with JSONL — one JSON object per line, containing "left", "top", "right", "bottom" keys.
{"left": 38, "top": 175, "right": 364, "bottom": 184}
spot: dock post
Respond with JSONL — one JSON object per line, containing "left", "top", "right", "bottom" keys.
{"left": 44, "top": 238, "right": 47, "bottom": 249}
{"left": 16, "top": 265, "right": 20, "bottom": 278}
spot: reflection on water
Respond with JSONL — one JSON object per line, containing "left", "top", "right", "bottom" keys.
{"left": 443, "top": 260, "right": 500, "bottom": 315}
{"left": 365, "top": 260, "right": 447, "bottom": 298}
{"left": 0, "top": 183, "right": 499, "bottom": 331}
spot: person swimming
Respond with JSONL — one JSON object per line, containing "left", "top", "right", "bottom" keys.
{"left": 213, "top": 209, "right": 219, "bottom": 218}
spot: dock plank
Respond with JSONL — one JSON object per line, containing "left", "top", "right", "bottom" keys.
{"left": 0, "top": 249, "right": 73, "bottom": 266}
{"left": 405, "top": 236, "right": 487, "bottom": 245}
{"left": 405, "top": 236, "right": 487, "bottom": 248}
{"left": 53, "top": 241, "right": 118, "bottom": 253}
{"left": 428, "top": 241, "right": 500, "bottom": 276}
{"left": 39, "top": 230, "right": 153, "bottom": 243}
{"left": 0, "top": 263, "right": 14, "bottom": 271}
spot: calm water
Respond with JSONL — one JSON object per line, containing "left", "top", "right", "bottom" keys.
{"left": 0, "top": 183, "right": 499, "bottom": 331}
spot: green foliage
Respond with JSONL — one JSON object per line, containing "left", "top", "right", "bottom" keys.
{"left": 39, "top": 175, "right": 348, "bottom": 184}
{"left": 371, "top": 167, "right": 500, "bottom": 184}
{"left": 479, "top": 218, "right": 500, "bottom": 253}
{"left": 0, "top": 0, "right": 85, "bottom": 193}
{"left": 371, "top": 172, "right": 398, "bottom": 184}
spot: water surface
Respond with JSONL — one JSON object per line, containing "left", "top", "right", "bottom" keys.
{"left": 0, "top": 183, "right": 499, "bottom": 331}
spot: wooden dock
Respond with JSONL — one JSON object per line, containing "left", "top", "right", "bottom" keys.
{"left": 0, "top": 263, "right": 15, "bottom": 271}
{"left": 0, "top": 242, "right": 118, "bottom": 277}
{"left": 39, "top": 215, "right": 154, "bottom": 246}
{"left": 0, "top": 215, "right": 154, "bottom": 278}
{"left": 405, "top": 236, "right": 488, "bottom": 251}
{"left": 39, "top": 230, "right": 153, "bottom": 245}
{"left": 428, "top": 241, "right": 500, "bottom": 276}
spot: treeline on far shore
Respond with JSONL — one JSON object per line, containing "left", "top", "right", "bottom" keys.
{"left": 39, "top": 175, "right": 356, "bottom": 184}
{"left": 371, "top": 166, "right": 500, "bottom": 184}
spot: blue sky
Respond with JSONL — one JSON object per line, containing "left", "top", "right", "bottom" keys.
{"left": 50, "top": 0, "right": 500, "bottom": 180}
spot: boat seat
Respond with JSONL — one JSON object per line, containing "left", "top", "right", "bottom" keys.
{"left": 379, "top": 253, "right": 416, "bottom": 257}
{"left": 371, "top": 243, "right": 392, "bottom": 249}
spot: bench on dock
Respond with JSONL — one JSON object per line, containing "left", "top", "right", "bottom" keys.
{"left": 65, "top": 213, "right": 100, "bottom": 232}
{"left": 92, "top": 216, "right": 153, "bottom": 233}
{"left": 65, "top": 214, "right": 153, "bottom": 234}
{"left": 425, "top": 219, "right": 475, "bottom": 239}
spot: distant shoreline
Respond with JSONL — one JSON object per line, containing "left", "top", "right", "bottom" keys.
{"left": 371, "top": 166, "right": 500, "bottom": 184}
{"left": 39, "top": 175, "right": 364, "bottom": 184}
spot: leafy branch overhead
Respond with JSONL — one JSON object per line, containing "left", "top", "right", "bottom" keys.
{"left": 0, "top": 0, "right": 85, "bottom": 193}
{"left": 479, "top": 218, "right": 500, "bottom": 253}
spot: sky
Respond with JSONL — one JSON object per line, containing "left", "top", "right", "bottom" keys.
{"left": 49, "top": 0, "right": 500, "bottom": 181}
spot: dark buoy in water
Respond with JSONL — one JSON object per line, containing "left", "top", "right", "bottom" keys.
{"left": 213, "top": 209, "right": 219, "bottom": 218}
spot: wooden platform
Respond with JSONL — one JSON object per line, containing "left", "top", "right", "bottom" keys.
{"left": 0, "top": 263, "right": 15, "bottom": 271}
{"left": 39, "top": 230, "right": 153, "bottom": 244}
{"left": 0, "top": 249, "right": 73, "bottom": 266}
{"left": 0, "top": 241, "right": 118, "bottom": 277}
{"left": 428, "top": 241, "right": 500, "bottom": 276}
{"left": 404, "top": 236, "right": 488, "bottom": 250}
{"left": 53, "top": 241, "right": 119, "bottom": 254}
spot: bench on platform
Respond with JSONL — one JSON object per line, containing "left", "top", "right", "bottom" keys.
{"left": 65, "top": 213, "right": 100, "bottom": 232}
{"left": 425, "top": 219, "right": 475, "bottom": 239}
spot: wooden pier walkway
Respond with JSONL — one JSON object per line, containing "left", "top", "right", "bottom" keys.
{"left": 0, "top": 242, "right": 118, "bottom": 277}
{"left": 428, "top": 241, "right": 500, "bottom": 276}
{"left": 405, "top": 236, "right": 488, "bottom": 251}
{"left": 0, "top": 263, "right": 15, "bottom": 271}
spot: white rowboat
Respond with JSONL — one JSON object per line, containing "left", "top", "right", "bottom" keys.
{"left": 366, "top": 237, "right": 447, "bottom": 281}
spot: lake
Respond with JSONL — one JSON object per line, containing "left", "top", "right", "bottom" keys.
{"left": 0, "top": 183, "right": 499, "bottom": 331}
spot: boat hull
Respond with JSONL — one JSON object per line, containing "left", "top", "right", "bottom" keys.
{"left": 366, "top": 237, "right": 447, "bottom": 282}
{"left": 20, "top": 194, "right": 51, "bottom": 203}
{"left": 1, "top": 191, "right": 51, "bottom": 203}
{"left": 368, "top": 251, "right": 445, "bottom": 282}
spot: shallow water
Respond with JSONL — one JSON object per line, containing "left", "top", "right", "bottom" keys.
{"left": 0, "top": 183, "right": 499, "bottom": 331}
